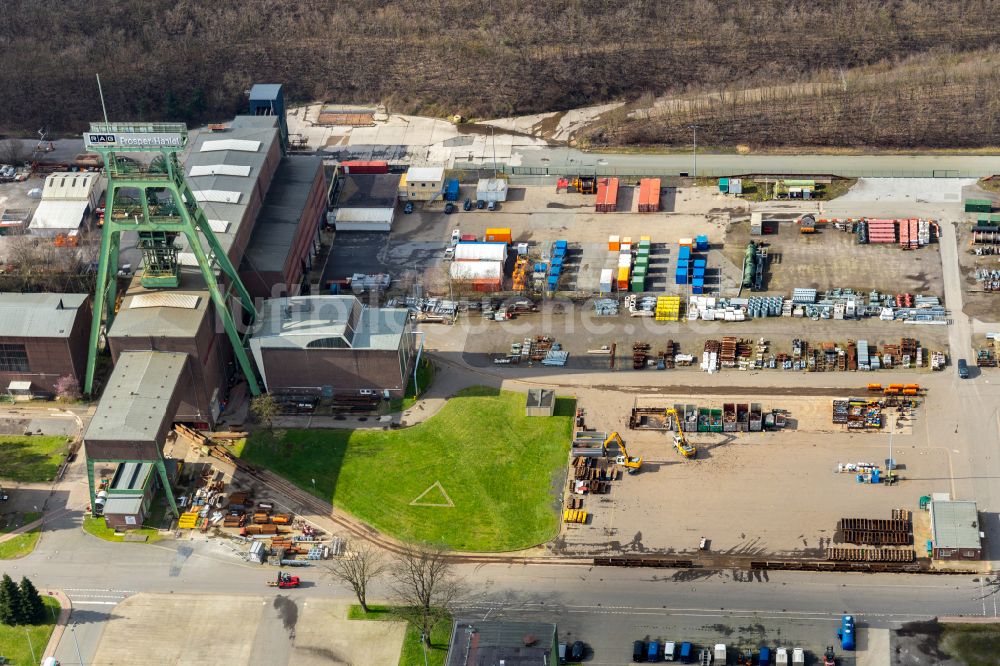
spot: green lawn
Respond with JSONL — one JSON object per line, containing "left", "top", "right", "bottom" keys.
{"left": 349, "top": 604, "right": 451, "bottom": 666}
{"left": 237, "top": 387, "right": 574, "bottom": 551}
{"left": 82, "top": 515, "right": 162, "bottom": 543}
{"left": 0, "top": 511, "right": 43, "bottom": 559}
{"left": 941, "top": 622, "right": 1000, "bottom": 666}
{"left": 0, "top": 595, "right": 60, "bottom": 665}
{"left": 0, "top": 435, "right": 72, "bottom": 482}
{"left": 389, "top": 357, "right": 436, "bottom": 413}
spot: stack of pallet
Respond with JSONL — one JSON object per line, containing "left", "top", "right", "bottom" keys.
{"left": 826, "top": 547, "right": 915, "bottom": 562}
{"left": 655, "top": 295, "right": 681, "bottom": 321}
{"left": 633, "top": 342, "right": 651, "bottom": 369}
{"left": 867, "top": 219, "right": 896, "bottom": 244}
{"left": 720, "top": 337, "right": 738, "bottom": 367}
{"left": 178, "top": 511, "right": 201, "bottom": 529}
{"left": 840, "top": 517, "right": 912, "bottom": 545}
{"left": 702, "top": 340, "right": 721, "bottom": 372}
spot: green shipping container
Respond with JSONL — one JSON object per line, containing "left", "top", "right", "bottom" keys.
{"left": 965, "top": 199, "right": 993, "bottom": 213}
{"left": 992, "top": 214, "right": 1000, "bottom": 224}
{"left": 638, "top": 240, "right": 652, "bottom": 249}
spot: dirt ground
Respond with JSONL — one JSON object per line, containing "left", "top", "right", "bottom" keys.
{"left": 724, "top": 219, "right": 945, "bottom": 298}
{"left": 954, "top": 222, "right": 1000, "bottom": 321}
{"left": 550, "top": 388, "right": 946, "bottom": 559}
{"left": 92, "top": 594, "right": 406, "bottom": 666}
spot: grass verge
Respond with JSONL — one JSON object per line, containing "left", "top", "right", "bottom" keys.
{"left": 82, "top": 515, "right": 162, "bottom": 543}
{"left": 389, "top": 357, "right": 436, "bottom": 413}
{"left": 349, "top": 604, "right": 451, "bottom": 666}
{"left": 0, "top": 511, "right": 43, "bottom": 559}
{"left": 941, "top": 622, "right": 1000, "bottom": 666}
{"left": 236, "top": 387, "right": 574, "bottom": 551}
{"left": 0, "top": 435, "right": 72, "bottom": 482}
{"left": 0, "top": 596, "right": 60, "bottom": 664}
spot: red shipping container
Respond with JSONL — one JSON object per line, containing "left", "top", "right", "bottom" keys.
{"left": 638, "top": 178, "right": 661, "bottom": 212}
{"left": 595, "top": 177, "right": 620, "bottom": 213}
{"left": 340, "top": 160, "right": 389, "bottom": 175}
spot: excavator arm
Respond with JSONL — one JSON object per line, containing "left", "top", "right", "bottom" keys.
{"left": 604, "top": 431, "right": 642, "bottom": 473}
{"left": 666, "top": 409, "right": 697, "bottom": 458}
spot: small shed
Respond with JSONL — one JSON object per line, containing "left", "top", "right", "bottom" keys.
{"left": 930, "top": 500, "right": 982, "bottom": 560}
{"left": 476, "top": 178, "right": 508, "bottom": 202}
{"left": 525, "top": 388, "right": 556, "bottom": 417}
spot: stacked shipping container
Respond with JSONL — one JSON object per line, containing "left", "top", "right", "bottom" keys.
{"left": 638, "top": 178, "right": 661, "bottom": 212}
{"left": 595, "top": 178, "right": 620, "bottom": 213}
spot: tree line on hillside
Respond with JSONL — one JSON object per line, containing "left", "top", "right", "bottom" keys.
{"left": 2, "top": 1, "right": 1000, "bottom": 147}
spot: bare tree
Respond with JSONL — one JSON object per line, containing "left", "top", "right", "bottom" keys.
{"left": 391, "top": 545, "right": 462, "bottom": 646}
{"left": 326, "top": 542, "right": 386, "bottom": 613}
{"left": 0, "top": 139, "right": 28, "bottom": 165}
{"left": 250, "top": 393, "right": 279, "bottom": 431}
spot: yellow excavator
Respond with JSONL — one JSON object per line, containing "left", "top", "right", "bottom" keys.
{"left": 603, "top": 431, "right": 642, "bottom": 474}
{"left": 665, "top": 408, "right": 697, "bottom": 458}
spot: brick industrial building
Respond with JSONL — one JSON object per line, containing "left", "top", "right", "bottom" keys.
{"left": 0, "top": 292, "right": 91, "bottom": 394}
{"left": 249, "top": 295, "right": 416, "bottom": 398}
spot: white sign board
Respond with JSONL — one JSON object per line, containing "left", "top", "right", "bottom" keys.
{"left": 84, "top": 132, "right": 184, "bottom": 149}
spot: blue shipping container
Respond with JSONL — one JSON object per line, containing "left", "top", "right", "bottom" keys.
{"left": 694, "top": 258, "right": 707, "bottom": 268}
{"left": 444, "top": 179, "right": 460, "bottom": 201}
{"left": 679, "top": 246, "right": 692, "bottom": 260}
{"left": 696, "top": 234, "right": 709, "bottom": 250}
{"left": 555, "top": 240, "right": 568, "bottom": 249}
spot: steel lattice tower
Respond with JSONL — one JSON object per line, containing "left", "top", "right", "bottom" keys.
{"left": 82, "top": 123, "right": 261, "bottom": 395}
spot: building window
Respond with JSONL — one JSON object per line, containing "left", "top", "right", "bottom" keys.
{"left": 0, "top": 343, "right": 29, "bottom": 372}
{"left": 306, "top": 336, "right": 351, "bottom": 349}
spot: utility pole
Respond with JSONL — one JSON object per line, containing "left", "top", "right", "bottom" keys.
{"left": 71, "top": 622, "right": 85, "bottom": 665}
{"left": 688, "top": 124, "right": 701, "bottom": 178}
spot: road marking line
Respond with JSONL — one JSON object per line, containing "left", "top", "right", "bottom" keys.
{"left": 71, "top": 601, "right": 119, "bottom": 606}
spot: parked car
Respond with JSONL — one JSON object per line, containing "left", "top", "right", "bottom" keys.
{"left": 558, "top": 642, "right": 567, "bottom": 664}
{"left": 444, "top": 202, "right": 455, "bottom": 214}
{"left": 633, "top": 640, "right": 647, "bottom": 662}
{"left": 838, "top": 615, "right": 855, "bottom": 651}
{"left": 679, "top": 642, "right": 692, "bottom": 663}
{"left": 443, "top": 247, "right": 454, "bottom": 261}
{"left": 403, "top": 201, "right": 414, "bottom": 214}
{"left": 957, "top": 358, "right": 969, "bottom": 379}
{"left": 463, "top": 198, "right": 472, "bottom": 211}
{"left": 571, "top": 641, "right": 585, "bottom": 661}
{"left": 487, "top": 200, "right": 497, "bottom": 211}
{"left": 647, "top": 640, "right": 661, "bottom": 662}
{"left": 758, "top": 646, "right": 771, "bottom": 665}
{"left": 663, "top": 641, "right": 675, "bottom": 661}
{"left": 476, "top": 199, "right": 486, "bottom": 210}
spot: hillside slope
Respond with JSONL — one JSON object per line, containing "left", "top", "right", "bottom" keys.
{"left": 3, "top": 1, "right": 1000, "bottom": 148}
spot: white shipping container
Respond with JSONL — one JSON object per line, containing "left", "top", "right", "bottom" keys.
{"left": 454, "top": 242, "right": 508, "bottom": 262}
{"left": 618, "top": 255, "right": 632, "bottom": 268}
{"left": 729, "top": 178, "right": 743, "bottom": 195}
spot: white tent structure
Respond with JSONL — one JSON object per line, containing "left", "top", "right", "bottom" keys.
{"left": 29, "top": 172, "right": 103, "bottom": 236}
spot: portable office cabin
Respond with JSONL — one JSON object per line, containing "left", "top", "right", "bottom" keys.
{"left": 402, "top": 167, "right": 445, "bottom": 201}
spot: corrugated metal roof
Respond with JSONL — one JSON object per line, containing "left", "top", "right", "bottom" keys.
{"left": 454, "top": 242, "right": 507, "bottom": 262}
{"left": 931, "top": 500, "right": 981, "bottom": 550}
{"left": 0, "top": 292, "right": 88, "bottom": 338}
{"left": 42, "top": 172, "right": 99, "bottom": 200}
{"left": 129, "top": 293, "right": 201, "bottom": 309}
{"left": 334, "top": 208, "right": 394, "bottom": 224}
{"left": 83, "top": 351, "right": 186, "bottom": 443}
{"left": 406, "top": 166, "right": 444, "bottom": 182}
{"left": 242, "top": 155, "right": 324, "bottom": 274}
{"left": 189, "top": 164, "right": 252, "bottom": 177}
{"left": 29, "top": 200, "right": 89, "bottom": 231}
{"left": 445, "top": 620, "right": 556, "bottom": 666}
{"left": 250, "top": 296, "right": 407, "bottom": 351}
{"left": 102, "top": 495, "right": 144, "bottom": 516}
{"left": 192, "top": 190, "right": 242, "bottom": 204}
{"left": 199, "top": 139, "right": 261, "bottom": 153}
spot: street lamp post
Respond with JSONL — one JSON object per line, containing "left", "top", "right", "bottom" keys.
{"left": 71, "top": 622, "right": 85, "bottom": 665}
{"left": 688, "top": 124, "right": 701, "bottom": 178}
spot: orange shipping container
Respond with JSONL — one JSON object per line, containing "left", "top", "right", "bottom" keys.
{"left": 608, "top": 235, "right": 620, "bottom": 251}
{"left": 485, "top": 228, "right": 512, "bottom": 243}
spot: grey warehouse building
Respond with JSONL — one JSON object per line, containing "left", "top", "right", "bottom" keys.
{"left": 249, "top": 295, "right": 416, "bottom": 398}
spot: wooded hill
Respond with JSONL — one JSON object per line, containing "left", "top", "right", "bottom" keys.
{"left": 3, "top": 0, "right": 1000, "bottom": 148}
